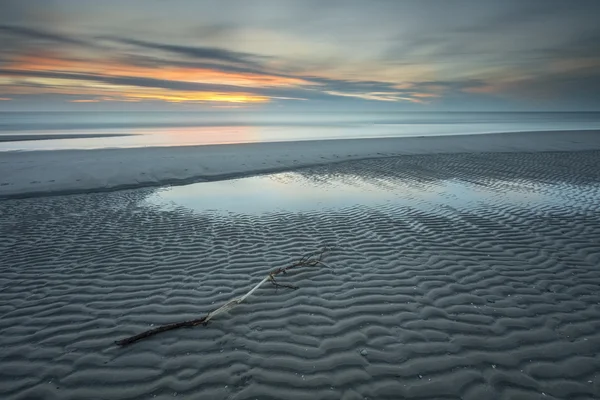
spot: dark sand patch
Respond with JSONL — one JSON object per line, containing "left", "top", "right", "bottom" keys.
{"left": 1, "top": 151, "right": 600, "bottom": 399}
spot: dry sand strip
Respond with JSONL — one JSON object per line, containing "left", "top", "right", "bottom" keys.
{"left": 1, "top": 130, "right": 599, "bottom": 198}
{"left": 1, "top": 151, "right": 599, "bottom": 399}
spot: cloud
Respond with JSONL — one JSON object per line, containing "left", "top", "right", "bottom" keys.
{"left": 0, "top": 68, "right": 265, "bottom": 92}
{"left": 0, "top": 41, "right": 450, "bottom": 104}
{"left": 101, "top": 37, "right": 267, "bottom": 67}
{"left": 0, "top": 24, "right": 92, "bottom": 47}
{"left": 486, "top": 69, "right": 600, "bottom": 102}
{"left": 0, "top": 67, "right": 319, "bottom": 102}
{"left": 118, "top": 54, "right": 274, "bottom": 76}
{"left": 0, "top": 64, "right": 452, "bottom": 105}
{"left": 1, "top": 1, "right": 600, "bottom": 110}
{"left": 541, "top": 29, "right": 600, "bottom": 60}
{"left": 381, "top": 0, "right": 600, "bottom": 74}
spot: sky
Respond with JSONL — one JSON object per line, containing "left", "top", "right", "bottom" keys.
{"left": 0, "top": 0, "right": 599, "bottom": 112}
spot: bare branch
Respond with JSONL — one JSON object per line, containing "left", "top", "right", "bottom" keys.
{"left": 115, "top": 247, "right": 331, "bottom": 347}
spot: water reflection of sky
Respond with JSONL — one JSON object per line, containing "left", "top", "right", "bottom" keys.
{"left": 3, "top": 121, "right": 600, "bottom": 151}
{"left": 144, "top": 171, "right": 600, "bottom": 215}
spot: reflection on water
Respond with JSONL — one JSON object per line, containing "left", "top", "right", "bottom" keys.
{"left": 144, "top": 168, "right": 599, "bottom": 215}
{"left": 145, "top": 172, "right": 392, "bottom": 214}
{"left": 0, "top": 124, "right": 535, "bottom": 151}
{"left": 3, "top": 111, "right": 600, "bottom": 151}
{"left": 0, "top": 126, "right": 263, "bottom": 151}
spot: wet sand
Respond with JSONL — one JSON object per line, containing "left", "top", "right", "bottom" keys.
{"left": 1, "top": 130, "right": 599, "bottom": 199}
{"left": 1, "top": 150, "right": 600, "bottom": 399}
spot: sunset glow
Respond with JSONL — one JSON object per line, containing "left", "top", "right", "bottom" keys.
{"left": 0, "top": 1, "right": 598, "bottom": 110}
{"left": 1, "top": 53, "right": 305, "bottom": 104}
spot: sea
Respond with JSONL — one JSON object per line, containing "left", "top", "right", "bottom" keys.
{"left": 1, "top": 111, "right": 600, "bottom": 151}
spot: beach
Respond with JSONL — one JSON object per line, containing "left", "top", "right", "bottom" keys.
{"left": 2, "top": 130, "right": 600, "bottom": 199}
{"left": 1, "top": 131, "right": 600, "bottom": 399}
{"left": 4, "top": 0, "right": 600, "bottom": 396}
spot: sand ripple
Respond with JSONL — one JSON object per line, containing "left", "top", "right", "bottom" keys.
{"left": 1, "top": 151, "right": 600, "bottom": 399}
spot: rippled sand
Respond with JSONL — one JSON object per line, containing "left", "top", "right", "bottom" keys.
{"left": 1, "top": 151, "right": 600, "bottom": 399}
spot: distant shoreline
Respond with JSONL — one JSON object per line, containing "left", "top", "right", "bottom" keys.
{"left": 1, "top": 130, "right": 599, "bottom": 199}
{"left": 0, "top": 133, "right": 132, "bottom": 142}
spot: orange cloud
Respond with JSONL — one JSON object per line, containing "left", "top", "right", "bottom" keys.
{"left": 410, "top": 92, "right": 441, "bottom": 98}
{"left": 6, "top": 53, "right": 309, "bottom": 88}
{"left": 0, "top": 76, "right": 269, "bottom": 104}
{"left": 0, "top": 50, "right": 443, "bottom": 105}
{"left": 125, "top": 91, "right": 269, "bottom": 103}
{"left": 1, "top": 52, "right": 275, "bottom": 104}
{"left": 0, "top": 97, "right": 11, "bottom": 101}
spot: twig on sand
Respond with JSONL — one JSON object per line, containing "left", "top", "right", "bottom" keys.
{"left": 115, "top": 247, "right": 331, "bottom": 347}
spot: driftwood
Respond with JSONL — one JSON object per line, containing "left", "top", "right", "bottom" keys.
{"left": 115, "top": 248, "right": 330, "bottom": 346}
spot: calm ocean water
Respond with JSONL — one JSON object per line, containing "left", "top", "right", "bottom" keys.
{"left": 1, "top": 111, "right": 600, "bottom": 151}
